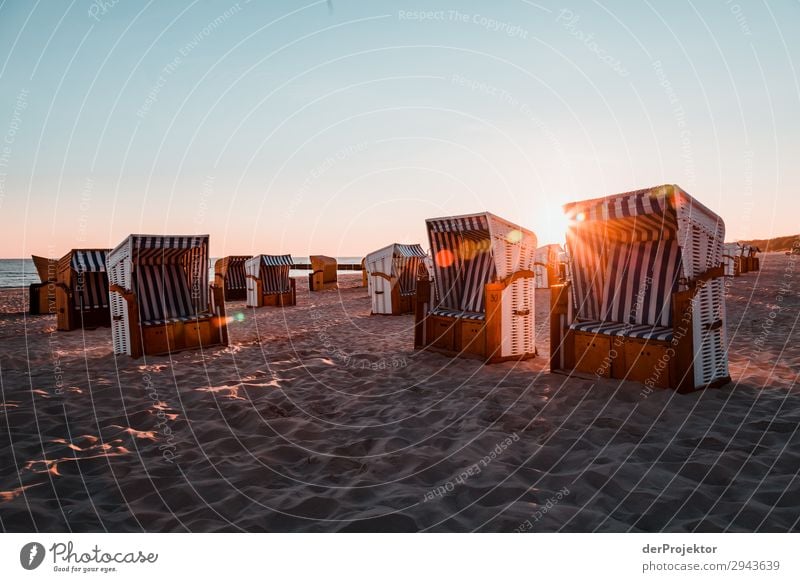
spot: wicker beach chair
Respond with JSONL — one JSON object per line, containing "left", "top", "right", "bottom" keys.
{"left": 309, "top": 255, "right": 337, "bottom": 291}
{"left": 722, "top": 242, "right": 741, "bottom": 277}
{"left": 746, "top": 245, "right": 760, "bottom": 272}
{"left": 28, "top": 255, "right": 57, "bottom": 315}
{"left": 107, "top": 235, "right": 228, "bottom": 357}
{"left": 534, "top": 244, "right": 565, "bottom": 289}
{"left": 245, "top": 254, "right": 296, "bottom": 308}
{"left": 738, "top": 244, "right": 751, "bottom": 274}
{"left": 213, "top": 256, "right": 250, "bottom": 301}
{"left": 414, "top": 212, "right": 538, "bottom": 363}
{"left": 550, "top": 184, "right": 730, "bottom": 392}
{"left": 365, "top": 243, "right": 427, "bottom": 315}
{"left": 54, "top": 249, "right": 111, "bottom": 331}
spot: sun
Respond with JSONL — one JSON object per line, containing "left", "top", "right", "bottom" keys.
{"left": 536, "top": 201, "right": 570, "bottom": 245}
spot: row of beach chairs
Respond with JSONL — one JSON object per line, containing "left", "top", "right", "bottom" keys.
{"left": 27, "top": 183, "right": 758, "bottom": 392}
{"left": 723, "top": 242, "right": 761, "bottom": 277}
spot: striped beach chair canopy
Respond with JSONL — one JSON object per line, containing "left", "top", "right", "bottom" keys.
{"left": 247, "top": 254, "right": 294, "bottom": 294}
{"left": 533, "top": 243, "right": 564, "bottom": 288}
{"left": 215, "top": 255, "right": 250, "bottom": 291}
{"left": 722, "top": 242, "right": 742, "bottom": 276}
{"left": 58, "top": 249, "right": 111, "bottom": 310}
{"left": 426, "top": 212, "right": 537, "bottom": 316}
{"left": 365, "top": 243, "right": 427, "bottom": 295}
{"left": 69, "top": 249, "right": 108, "bottom": 273}
{"left": 534, "top": 243, "right": 563, "bottom": 264}
{"left": 564, "top": 184, "right": 725, "bottom": 333}
{"left": 110, "top": 235, "right": 211, "bottom": 325}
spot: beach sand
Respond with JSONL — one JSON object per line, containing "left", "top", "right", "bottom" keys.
{"left": 1, "top": 253, "right": 798, "bottom": 532}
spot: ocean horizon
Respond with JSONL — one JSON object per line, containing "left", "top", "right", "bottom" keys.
{"left": 0, "top": 257, "right": 364, "bottom": 289}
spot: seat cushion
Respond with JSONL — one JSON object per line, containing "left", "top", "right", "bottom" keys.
{"left": 141, "top": 313, "right": 213, "bottom": 326}
{"left": 430, "top": 307, "right": 485, "bottom": 321}
{"left": 570, "top": 320, "right": 673, "bottom": 342}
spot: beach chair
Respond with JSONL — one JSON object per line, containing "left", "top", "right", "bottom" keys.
{"left": 550, "top": 184, "right": 730, "bottom": 392}
{"left": 54, "top": 249, "right": 111, "bottom": 331}
{"left": 747, "top": 245, "right": 760, "bottom": 272}
{"left": 738, "top": 244, "right": 750, "bottom": 274}
{"left": 534, "top": 244, "right": 565, "bottom": 289}
{"left": 107, "top": 235, "right": 228, "bottom": 357}
{"left": 28, "top": 255, "right": 57, "bottom": 315}
{"left": 360, "top": 257, "right": 367, "bottom": 287}
{"left": 722, "top": 243, "right": 741, "bottom": 277}
{"left": 309, "top": 255, "right": 337, "bottom": 291}
{"left": 213, "top": 256, "right": 250, "bottom": 301}
{"left": 414, "top": 212, "right": 538, "bottom": 363}
{"left": 365, "top": 243, "right": 427, "bottom": 315}
{"left": 245, "top": 254, "right": 296, "bottom": 307}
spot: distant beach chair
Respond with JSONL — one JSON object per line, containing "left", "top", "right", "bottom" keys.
{"left": 55, "top": 249, "right": 111, "bottom": 331}
{"left": 309, "top": 255, "right": 337, "bottom": 291}
{"left": 746, "top": 245, "right": 760, "bottom": 272}
{"left": 414, "top": 212, "right": 538, "bottom": 363}
{"left": 28, "top": 254, "right": 57, "bottom": 315}
{"left": 534, "top": 244, "right": 565, "bottom": 289}
{"left": 722, "top": 243, "right": 742, "bottom": 277}
{"left": 107, "top": 235, "right": 228, "bottom": 357}
{"left": 738, "top": 244, "right": 751, "bottom": 274}
{"left": 245, "top": 254, "right": 296, "bottom": 307}
{"left": 214, "top": 256, "right": 250, "bottom": 301}
{"left": 360, "top": 257, "right": 367, "bottom": 287}
{"left": 550, "top": 184, "right": 730, "bottom": 392}
{"left": 365, "top": 243, "right": 427, "bottom": 315}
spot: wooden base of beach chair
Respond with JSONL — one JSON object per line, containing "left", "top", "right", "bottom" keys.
{"left": 57, "top": 307, "right": 111, "bottom": 331}
{"left": 139, "top": 316, "right": 227, "bottom": 356}
{"left": 249, "top": 279, "right": 296, "bottom": 307}
{"left": 550, "top": 283, "right": 729, "bottom": 393}
{"left": 112, "top": 284, "right": 228, "bottom": 358}
{"left": 309, "top": 271, "right": 337, "bottom": 291}
{"left": 372, "top": 288, "right": 415, "bottom": 316}
{"left": 415, "top": 280, "right": 536, "bottom": 364}
{"left": 224, "top": 288, "right": 247, "bottom": 301}
{"left": 566, "top": 330, "right": 675, "bottom": 389}
{"left": 29, "top": 283, "right": 54, "bottom": 315}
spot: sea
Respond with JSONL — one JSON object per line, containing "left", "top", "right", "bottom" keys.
{"left": 0, "top": 257, "right": 364, "bottom": 288}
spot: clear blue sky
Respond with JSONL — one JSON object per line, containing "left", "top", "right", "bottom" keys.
{"left": 0, "top": 0, "right": 798, "bottom": 257}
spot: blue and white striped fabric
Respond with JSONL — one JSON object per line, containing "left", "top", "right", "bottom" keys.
{"left": 569, "top": 320, "right": 674, "bottom": 342}
{"left": 69, "top": 250, "right": 110, "bottom": 310}
{"left": 75, "top": 272, "right": 109, "bottom": 310}
{"left": 430, "top": 307, "right": 485, "bottom": 321}
{"left": 260, "top": 254, "right": 293, "bottom": 294}
{"left": 129, "top": 236, "right": 210, "bottom": 324}
{"left": 393, "top": 244, "right": 426, "bottom": 296}
{"left": 427, "top": 215, "right": 496, "bottom": 316}
{"left": 566, "top": 189, "right": 682, "bottom": 327}
{"left": 566, "top": 226, "right": 606, "bottom": 321}
{"left": 600, "top": 239, "right": 681, "bottom": 327}
{"left": 225, "top": 256, "right": 248, "bottom": 290}
{"left": 71, "top": 250, "right": 107, "bottom": 273}
{"left": 135, "top": 264, "right": 205, "bottom": 325}
{"left": 429, "top": 229, "right": 464, "bottom": 310}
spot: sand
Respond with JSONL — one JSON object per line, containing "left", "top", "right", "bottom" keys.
{"left": 0, "top": 253, "right": 798, "bottom": 532}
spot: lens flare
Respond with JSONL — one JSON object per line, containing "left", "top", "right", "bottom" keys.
{"left": 436, "top": 249, "right": 455, "bottom": 267}
{"left": 506, "top": 229, "right": 522, "bottom": 243}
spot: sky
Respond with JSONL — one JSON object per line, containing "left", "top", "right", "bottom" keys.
{"left": 0, "top": 0, "right": 798, "bottom": 258}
